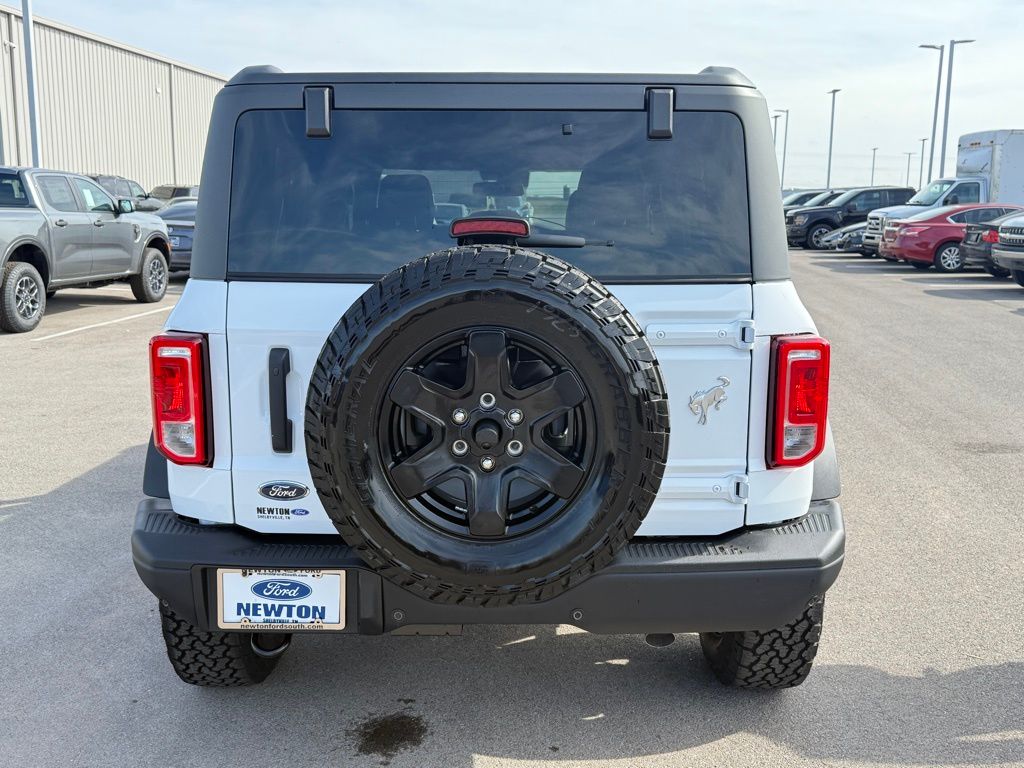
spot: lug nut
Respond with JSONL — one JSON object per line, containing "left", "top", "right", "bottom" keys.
{"left": 480, "top": 456, "right": 496, "bottom": 472}
{"left": 506, "top": 439, "right": 524, "bottom": 457}
{"left": 452, "top": 439, "right": 469, "bottom": 456}
{"left": 452, "top": 408, "right": 468, "bottom": 425}
{"left": 479, "top": 392, "right": 496, "bottom": 410}
{"left": 507, "top": 408, "right": 524, "bottom": 425}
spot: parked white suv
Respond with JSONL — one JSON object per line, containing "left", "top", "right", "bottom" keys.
{"left": 133, "top": 67, "right": 844, "bottom": 690}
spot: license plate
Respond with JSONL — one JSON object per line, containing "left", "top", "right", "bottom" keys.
{"left": 170, "top": 236, "right": 180, "bottom": 247}
{"left": 216, "top": 568, "right": 346, "bottom": 630}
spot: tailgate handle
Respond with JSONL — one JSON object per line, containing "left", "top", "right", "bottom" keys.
{"left": 268, "top": 348, "right": 293, "bottom": 453}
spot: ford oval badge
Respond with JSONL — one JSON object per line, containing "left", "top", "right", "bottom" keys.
{"left": 258, "top": 481, "right": 309, "bottom": 500}
{"left": 251, "top": 579, "right": 312, "bottom": 601}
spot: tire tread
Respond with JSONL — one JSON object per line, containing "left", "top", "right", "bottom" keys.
{"left": 700, "top": 595, "right": 825, "bottom": 689}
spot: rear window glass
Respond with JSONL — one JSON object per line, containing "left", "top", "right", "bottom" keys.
{"left": 0, "top": 172, "right": 31, "bottom": 207}
{"left": 227, "top": 109, "right": 751, "bottom": 281}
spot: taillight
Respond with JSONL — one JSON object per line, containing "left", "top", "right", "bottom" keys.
{"left": 768, "top": 335, "right": 830, "bottom": 468}
{"left": 150, "top": 333, "right": 209, "bottom": 465}
{"left": 982, "top": 229, "right": 999, "bottom": 243}
{"left": 900, "top": 226, "right": 928, "bottom": 236}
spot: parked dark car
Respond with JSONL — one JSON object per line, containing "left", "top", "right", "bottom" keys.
{"left": 786, "top": 186, "right": 915, "bottom": 249}
{"left": 91, "top": 174, "right": 162, "bottom": 212}
{"left": 783, "top": 188, "right": 844, "bottom": 214}
{"left": 782, "top": 189, "right": 824, "bottom": 209}
{"left": 149, "top": 184, "right": 199, "bottom": 206}
{"left": 821, "top": 221, "right": 867, "bottom": 254}
{"left": 156, "top": 201, "right": 196, "bottom": 271}
{"left": 961, "top": 209, "right": 1024, "bottom": 277}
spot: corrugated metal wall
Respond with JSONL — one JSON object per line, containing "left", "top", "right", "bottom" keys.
{"left": 0, "top": 4, "right": 224, "bottom": 190}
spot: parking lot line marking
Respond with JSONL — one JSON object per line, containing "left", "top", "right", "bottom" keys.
{"left": 33, "top": 306, "right": 174, "bottom": 342}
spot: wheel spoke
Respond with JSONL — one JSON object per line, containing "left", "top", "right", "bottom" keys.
{"left": 466, "top": 330, "right": 511, "bottom": 394}
{"left": 466, "top": 470, "right": 509, "bottom": 537}
{"left": 389, "top": 442, "right": 457, "bottom": 498}
{"left": 516, "top": 371, "right": 585, "bottom": 423}
{"left": 515, "top": 445, "right": 585, "bottom": 498}
{"left": 390, "top": 370, "right": 460, "bottom": 426}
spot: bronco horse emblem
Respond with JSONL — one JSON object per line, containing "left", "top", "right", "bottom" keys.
{"left": 689, "top": 376, "right": 730, "bottom": 425}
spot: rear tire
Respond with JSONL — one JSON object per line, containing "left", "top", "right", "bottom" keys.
{"left": 983, "top": 264, "right": 1009, "bottom": 279}
{"left": 699, "top": 596, "right": 824, "bottom": 689}
{"left": 0, "top": 261, "right": 46, "bottom": 333}
{"left": 933, "top": 243, "right": 964, "bottom": 272}
{"left": 130, "top": 247, "right": 168, "bottom": 303}
{"left": 1012, "top": 270, "right": 1024, "bottom": 288}
{"left": 159, "top": 601, "right": 290, "bottom": 687}
{"left": 805, "top": 224, "right": 833, "bottom": 250}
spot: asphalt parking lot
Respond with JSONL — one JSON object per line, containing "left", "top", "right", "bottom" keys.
{"left": 2, "top": 256, "right": 1023, "bottom": 768}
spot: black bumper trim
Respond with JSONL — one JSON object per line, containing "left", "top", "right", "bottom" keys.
{"left": 132, "top": 498, "right": 844, "bottom": 635}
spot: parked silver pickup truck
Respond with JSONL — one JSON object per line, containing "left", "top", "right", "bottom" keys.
{"left": 1, "top": 167, "right": 171, "bottom": 332}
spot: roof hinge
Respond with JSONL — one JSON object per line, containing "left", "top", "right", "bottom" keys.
{"left": 646, "top": 88, "right": 674, "bottom": 139}
{"left": 304, "top": 86, "right": 332, "bottom": 138}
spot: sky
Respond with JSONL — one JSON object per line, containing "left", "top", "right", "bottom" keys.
{"left": 27, "top": 0, "right": 1024, "bottom": 190}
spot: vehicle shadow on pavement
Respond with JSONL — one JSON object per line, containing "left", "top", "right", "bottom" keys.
{"left": 798, "top": 252, "right": 912, "bottom": 275}
{"left": 41, "top": 291, "right": 148, "bottom": 317}
{"left": 5, "top": 448, "right": 1022, "bottom": 767}
{"left": 267, "top": 627, "right": 1024, "bottom": 766}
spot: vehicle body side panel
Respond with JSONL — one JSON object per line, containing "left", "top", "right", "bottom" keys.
{"left": 745, "top": 280, "right": 817, "bottom": 525}
{"left": 163, "top": 279, "right": 233, "bottom": 523}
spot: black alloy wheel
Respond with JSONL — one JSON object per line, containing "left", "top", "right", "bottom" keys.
{"left": 381, "top": 327, "right": 594, "bottom": 539}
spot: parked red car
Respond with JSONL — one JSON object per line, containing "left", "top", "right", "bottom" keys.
{"left": 881, "top": 204, "right": 1024, "bottom": 271}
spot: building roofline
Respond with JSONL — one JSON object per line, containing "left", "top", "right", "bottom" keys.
{"left": 0, "top": 2, "right": 226, "bottom": 82}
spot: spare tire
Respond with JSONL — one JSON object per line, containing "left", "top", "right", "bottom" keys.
{"left": 305, "top": 245, "right": 669, "bottom": 605}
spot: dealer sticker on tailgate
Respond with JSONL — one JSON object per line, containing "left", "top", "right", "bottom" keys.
{"left": 216, "top": 569, "right": 346, "bottom": 631}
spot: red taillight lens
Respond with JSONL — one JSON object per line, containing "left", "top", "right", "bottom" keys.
{"left": 768, "top": 335, "right": 830, "bottom": 468}
{"left": 900, "top": 226, "right": 928, "bottom": 236}
{"left": 150, "top": 333, "right": 209, "bottom": 465}
{"left": 982, "top": 229, "right": 999, "bottom": 243}
{"left": 450, "top": 217, "right": 530, "bottom": 238}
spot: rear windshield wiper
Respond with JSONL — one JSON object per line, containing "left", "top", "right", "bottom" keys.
{"left": 519, "top": 234, "right": 615, "bottom": 248}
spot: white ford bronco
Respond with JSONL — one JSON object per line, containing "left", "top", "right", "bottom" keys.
{"left": 133, "top": 67, "right": 843, "bottom": 689}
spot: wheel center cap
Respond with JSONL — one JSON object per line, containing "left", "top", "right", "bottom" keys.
{"left": 473, "top": 419, "right": 502, "bottom": 450}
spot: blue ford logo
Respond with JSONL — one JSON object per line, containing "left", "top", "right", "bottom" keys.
{"left": 258, "top": 481, "right": 309, "bottom": 500}
{"left": 291, "top": 508, "right": 310, "bottom": 516}
{"left": 251, "top": 579, "right": 312, "bottom": 601}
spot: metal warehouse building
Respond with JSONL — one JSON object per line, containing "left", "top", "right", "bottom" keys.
{"left": 0, "top": 4, "right": 224, "bottom": 189}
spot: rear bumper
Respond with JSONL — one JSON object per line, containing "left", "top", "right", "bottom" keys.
{"left": 961, "top": 242, "right": 992, "bottom": 268}
{"left": 168, "top": 248, "right": 192, "bottom": 271}
{"left": 132, "top": 498, "right": 845, "bottom": 635}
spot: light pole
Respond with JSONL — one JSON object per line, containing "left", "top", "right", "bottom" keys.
{"left": 904, "top": 152, "right": 914, "bottom": 186}
{"left": 21, "top": 0, "right": 41, "bottom": 166}
{"left": 939, "top": 39, "right": 974, "bottom": 177}
{"left": 772, "top": 113, "right": 780, "bottom": 147}
{"left": 919, "top": 43, "right": 944, "bottom": 184}
{"left": 918, "top": 138, "right": 927, "bottom": 188}
{"left": 826, "top": 89, "right": 840, "bottom": 187}
{"left": 870, "top": 147, "right": 879, "bottom": 186}
{"left": 775, "top": 109, "right": 790, "bottom": 191}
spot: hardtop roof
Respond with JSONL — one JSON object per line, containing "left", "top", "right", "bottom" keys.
{"left": 226, "top": 65, "right": 755, "bottom": 89}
